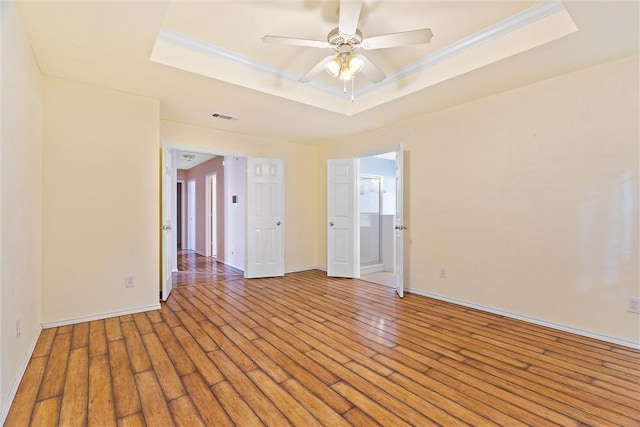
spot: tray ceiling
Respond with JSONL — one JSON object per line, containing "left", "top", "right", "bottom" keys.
{"left": 16, "top": 0, "right": 640, "bottom": 144}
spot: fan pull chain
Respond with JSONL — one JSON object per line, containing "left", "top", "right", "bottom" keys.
{"left": 351, "top": 77, "right": 355, "bottom": 102}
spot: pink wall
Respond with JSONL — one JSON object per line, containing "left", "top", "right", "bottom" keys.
{"left": 179, "top": 156, "right": 225, "bottom": 259}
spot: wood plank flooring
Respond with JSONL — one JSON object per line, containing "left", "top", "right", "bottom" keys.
{"left": 6, "top": 270, "right": 640, "bottom": 426}
{"left": 173, "top": 250, "right": 243, "bottom": 286}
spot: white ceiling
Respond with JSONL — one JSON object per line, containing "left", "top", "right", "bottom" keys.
{"left": 176, "top": 152, "right": 215, "bottom": 170}
{"left": 17, "top": 1, "right": 639, "bottom": 145}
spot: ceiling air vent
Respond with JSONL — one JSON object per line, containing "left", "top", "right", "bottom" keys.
{"left": 212, "top": 112, "right": 239, "bottom": 121}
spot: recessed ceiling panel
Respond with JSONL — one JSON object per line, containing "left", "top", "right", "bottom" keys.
{"left": 151, "top": 0, "right": 577, "bottom": 115}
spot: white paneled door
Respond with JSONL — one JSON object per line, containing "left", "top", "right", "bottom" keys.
{"left": 327, "top": 158, "right": 359, "bottom": 278}
{"left": 394, "top": 144, "right": 405, "bottom": 297}
{"left": 161, "top": 142, "right": 173, "bottom": 301}
{"left": 245, "top": 158, "right": 285, "bottom": 278}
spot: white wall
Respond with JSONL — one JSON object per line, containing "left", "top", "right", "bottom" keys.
{"left": 224, "top": 156, "right": 247, "bottom": 270}
{"left": 381, "top": 215, "right": 395, "bottom": 272}
{"left": 42, "top": 77, "right": 160, "bottom": 324}
{"left": 360, "top": 214, "right": 381, "bottom": 265}
{"left": 0, "top": 1, "right": 43, "bottom": 419}
{"left": 319, "top": 56, "right": 639, "bottom": 345}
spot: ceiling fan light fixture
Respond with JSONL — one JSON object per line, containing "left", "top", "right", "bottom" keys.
{"left": 338, "top": 54, "right": 363, "bottom": 81}
{"left": 339, "top": 64, "right": 353, "bottom": 81}
{"left": 325, "top": 57, "right": 342, "bottom": 77}
{"left": 325, "top": 53, "right": 363, "bottom": 81}
{"left": 347, "top": 54, "right": 363, "bottom": 74}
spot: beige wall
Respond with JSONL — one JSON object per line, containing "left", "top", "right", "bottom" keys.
{"left": 318, "top": 56, "right": 639, "bottom": 344}
{"left": 0, "top": 12, "right": 636, "bottom": 421}
{"left": 42, "top": 77, "right": 160, "bottom": 324}
{"left": 0, "top": 1, "right": 43, "bottom": 417}
{"left": 162, "top": 121, "right": 319, "bottom": 271}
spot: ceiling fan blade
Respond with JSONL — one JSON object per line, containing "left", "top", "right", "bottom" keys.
{"left": 356, "top": 54, "right": 386, "bottom": 83}
{"left": 299, "top": 55, "right": 335, "bottom": 83}
{"left": 361, "top": 28, "right": 433, "bottom": 50}
{"left": 338, "top": 0, "right": 363, "bottom": 35}
{"left": 262, "top": 35, "right": 330, "bottom": 49}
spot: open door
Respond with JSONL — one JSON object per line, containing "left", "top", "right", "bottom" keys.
{"left": 327, "top": 158, "right": 359, "bottom": 278}
{"left": 394, "top": 144, "right": 405, "bottom": 297}
{"left": 245, "top": 158, "right": 285, "bottom": 278}
{"left": 161, "top": 142, "right": 173, "bottom": 301}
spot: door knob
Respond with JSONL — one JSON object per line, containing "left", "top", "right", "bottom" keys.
{"left": 277, "top": 221, "right": 281, "bottom": 226}
{"left": 330, "top": 221, "right": 334, "bottom": 226}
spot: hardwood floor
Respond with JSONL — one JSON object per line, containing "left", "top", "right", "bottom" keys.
{"left": 6, "top": 270, "right": 640, "bottom": 426}
{"left": 172, "top": 250, "right": 243, "bottom": 286}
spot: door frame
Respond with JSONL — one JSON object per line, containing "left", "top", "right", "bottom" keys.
{"left": 187, "top": 179, "right": 196, "bottom": 251}
{"left": 205, "top": 172, "right": 217, "bottom": 258}
{"left": 177, "top": 179, "right": 186, "bottom": 250}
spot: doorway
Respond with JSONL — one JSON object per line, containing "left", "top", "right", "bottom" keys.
{"left": 176, "top": 151, "right": 241, "bottom": 286}
{"left": 326, "top": 145, "right": 404, "bottom": 296}
{"left": 359, "top": 174, "right": 383, "bottom": 268}
{"left": 359, "top": 152, "right": 397, "bottom": 287}
{"left": 161, "top": 146, "right": 287, "bottom": 298}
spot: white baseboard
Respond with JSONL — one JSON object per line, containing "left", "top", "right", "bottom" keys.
{"left": 407, "top": 288, "right": 640, "bottom": 350}
{"left": 218, "top": 260, "right": 243, "bottom": 272}
{"left": 0, "top": 323, "right": 43, "bottom": 425}
{"left": 41, "top": 304, "right": 161, "bottom": 329}
{"left": 361, "top": 264, "right": 385, "bottom": 275}
{"left": 285, "top": 266, "right": 326, "bottom": 274}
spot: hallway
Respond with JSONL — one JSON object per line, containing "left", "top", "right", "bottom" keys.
{"left": 172, "top": 250, "right": 243, "bottom": 286}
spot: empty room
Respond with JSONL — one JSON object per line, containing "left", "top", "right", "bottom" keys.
{"left": 1, "top": 0, "right": 639, "bottom": 425}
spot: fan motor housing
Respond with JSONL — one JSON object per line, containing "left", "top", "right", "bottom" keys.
{"left": 327, "top": 27, "right": 363, "bottom": 47}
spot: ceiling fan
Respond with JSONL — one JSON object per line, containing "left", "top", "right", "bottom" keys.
{"left": 262, "top": 0, "right": 433, "bottom": 90}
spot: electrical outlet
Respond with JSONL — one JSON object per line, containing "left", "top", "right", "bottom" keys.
{"left": 628, "top": 297, "right": 640, "bottom": 314}
{"left": 125, "top": 275, "right": 135, "bottom": 288}
{"left": 439, "top": 267, "right": 447, "bottom": 279}
{"left": 16, "top": 319, "right": 21, "bottom": 338}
